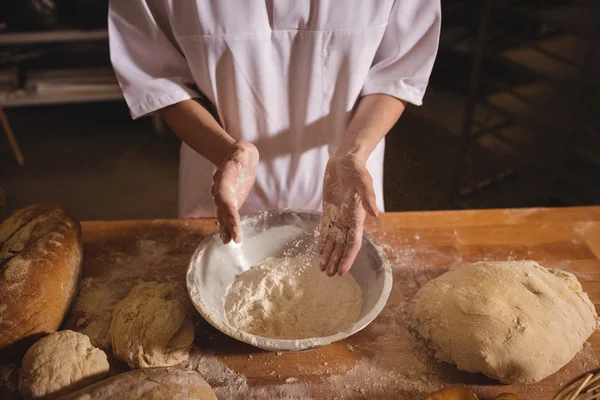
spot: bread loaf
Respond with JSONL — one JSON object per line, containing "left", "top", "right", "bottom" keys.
{"left": 58, "top": 367, "right": 217, "bottom": 400}
{"left": 0, "top": 205, "right": 83, "bottom": 355}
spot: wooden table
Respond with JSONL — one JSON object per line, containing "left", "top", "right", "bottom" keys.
{"left": 2, "top": 207, "right": 599, "bottom": 399}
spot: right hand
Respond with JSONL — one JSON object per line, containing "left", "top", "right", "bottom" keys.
{"left": 318, "top": 152, "right": 378, "bottom": 277}
{"left": 211, "top": 140, "right": 259, "bottom": 244}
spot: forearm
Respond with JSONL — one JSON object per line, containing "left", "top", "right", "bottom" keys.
{"left": 338, "top": 94, "right": 406, "bottom": 162}
{"left": 159, "top": 99, "right": 235, "bottom": 166}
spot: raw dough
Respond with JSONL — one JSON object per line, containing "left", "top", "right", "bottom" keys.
{"left": 57, "top": 367, "right": 216, "bottom": 400}
{"left": 411, "top": 260, "right": 598, "bottom": 383}
{"left": 109, "top": 282, "right": 194, "bottom": 369}
{"left": 18, "top": 330, "right": 109, "bottom": 399}
{"left": 224, "top": 255, "right": 363, "bottom": 339}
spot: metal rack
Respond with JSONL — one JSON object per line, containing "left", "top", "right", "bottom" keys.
{"left": 0, "top": 29, "right": 117, "bottom": 165}
{"left": 0, "top": 29, "right": 123, "bottom": 110}
{"left": 0, "top": 29, "right": 166, "bottom": 165}
{"left": 451, "top": 0, "right": 600, "bottom": 208}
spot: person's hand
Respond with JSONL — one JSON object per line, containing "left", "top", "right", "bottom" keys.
{"left": 211, "top": 140, "right": 259, "bottom": 244}
{"left": 319, "top": 152, "right": 378, "bottom": 276}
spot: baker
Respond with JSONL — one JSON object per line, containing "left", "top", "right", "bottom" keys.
{"left": 108, "top": 0, "right": 440, "bottom": 276}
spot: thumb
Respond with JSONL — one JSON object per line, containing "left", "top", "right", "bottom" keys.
{"left": 356, "top": 170, "right": 378, "bottom": 217}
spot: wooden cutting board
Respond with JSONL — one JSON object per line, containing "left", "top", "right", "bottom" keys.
{"left": 1, "top": 207, "right": 599, "bottom": 399}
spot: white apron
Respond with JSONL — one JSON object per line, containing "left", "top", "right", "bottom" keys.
{"left": 108, "top": 0, "right": 441, "bottom": 217}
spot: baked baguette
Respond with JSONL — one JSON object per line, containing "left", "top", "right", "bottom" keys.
{"left": 0, "top": 205, "right": 83, "bottom": 355}
{"left": 58, "top": 367, "right": 217, "bottom": 400}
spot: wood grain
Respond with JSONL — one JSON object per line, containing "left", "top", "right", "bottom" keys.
{"left": 1, "top": 207, "right": 599, "bottom": 400}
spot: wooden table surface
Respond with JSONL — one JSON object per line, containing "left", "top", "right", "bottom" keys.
{"left": 2, "top": 206, "right": 600, "bottom": 399}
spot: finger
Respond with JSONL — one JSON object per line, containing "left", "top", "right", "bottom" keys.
{"left": 219, "top": 206, "right": 238, "bottom": 245}
{"left": 317, "top": 224, "right": 329, "bottom": 254}
{"left": 215, "top": 188, "right": 242, "bottom": 242}
{"left": 356, "top": 171, "right": 379, "bottom": 218}
{"left": 216, "top": 212, "right": 231, "bottom": 244}
{"left": 220, "top": 198, "right": 241, "bottom": 242}
{"left": 325, "top": 239, "right": 345, "bottom": 277}
{"left": 212, "top": 169, "right": 223, "bottom": 190}
{"left": 318, "top": 234, "right": 326, "bottom": 254}
{"left": 221, "top": 230, "right": 232, "bottom": 244}
{"left": 229, "top": 211, "right": 243, "bottom": 244}
{"left": 319, "top": 235, "right": 335, "bottom": 272}
{"left": 337, "top": 227, "right": 363, "bottom": 276}
{"left": 214, "top": 189, "right": 232, "bottom": 244}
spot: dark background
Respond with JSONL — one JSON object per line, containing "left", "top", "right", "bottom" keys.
{"left": 0, "top": 0, "right": 598, "bottom": 220}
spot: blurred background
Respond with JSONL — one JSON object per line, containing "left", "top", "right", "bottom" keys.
{"left": 0, "top": 0, "right": 598, "bottom": 220}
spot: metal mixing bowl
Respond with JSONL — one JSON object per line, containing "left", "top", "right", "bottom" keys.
{"left": 186, "top": 210, "right": 393, "bottom": 351}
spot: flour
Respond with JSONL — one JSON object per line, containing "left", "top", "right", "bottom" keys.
{"left": 64, "top": 234, "right": 199, "bottom": 349}
{"left": 320, "top": 203, "right": 345, "bottom": 242}
{"left": 1, "top": 220, "right": 590, "bottom": 400}
{"left": 224, "top": 255, "right": 363, "bottom": 339}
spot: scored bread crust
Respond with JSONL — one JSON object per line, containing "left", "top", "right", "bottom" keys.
{"left": 0, "top": 204, "right": 83, "bottom": 354}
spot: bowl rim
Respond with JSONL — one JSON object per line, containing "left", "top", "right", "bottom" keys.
{"left": 186, "top": 209, "right": 393, "bottom": 351}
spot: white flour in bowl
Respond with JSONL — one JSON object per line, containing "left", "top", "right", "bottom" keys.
{"left": 224, "top": 255, "right": 363, "bottom": 340}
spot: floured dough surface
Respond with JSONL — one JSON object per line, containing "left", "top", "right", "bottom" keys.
{"left": 225, "top": 255, "right": 363, "bottom": 339}
{"left": 109, "top": 282, "right": 195, "bottom": 369}
{"left": 18, "top": 330, "right": 109, "bottom": 399}
{"left": 411, "top": 260, "right": 598, "bottom": 383}
{"left": 57, "top": 367, "right": 217, "bottom": 400}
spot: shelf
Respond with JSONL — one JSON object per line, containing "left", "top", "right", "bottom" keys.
{"left": 0, "top": 86, "right": 123, "bottom": 108}
{"left": 551, "top": 188, "right": 586, "bottom": 206}
{"left": 483, "top": 83, "right": 567, "bottom": 128}
{"left": 454, "top": 0, "right": 600, "bottom": 208}
{"left": 485, "top": 128, "right": 600, "bottom": 197}
{"left": 497, "top": 34, "right": 591, "bottom": 85}
{"left": 528, "top": 3, "right": 599, "bottom": 41}
{"left": 459, "top": 169, "right": 518, "bottom": 199}
{"left": 0, "top": 29, "right": 108, "bottom": 46}
{"left": 571, "top": 144, "right": 600, "bottom": 169}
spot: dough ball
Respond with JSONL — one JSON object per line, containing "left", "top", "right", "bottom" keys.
{"left": 109, "top": 282, "right": 195, "bottom": 369}
{"left": 58, "top": 367, "right": 216, "bottom": 400}
{"left": 411, "top": 261, "right": 598, "bottom": 383}
{"left": 18, "top": 330, "right": 109, "bottom": 399}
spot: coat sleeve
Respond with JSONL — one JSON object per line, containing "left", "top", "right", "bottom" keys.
{"left": 361, "top": 0, "right": 441, "bottom": 106}
{"left": 108, "top": 0, "right": 200, "bottom": 119}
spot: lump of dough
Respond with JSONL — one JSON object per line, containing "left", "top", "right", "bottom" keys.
{"left": 57, "top": 367, "right": 216, "bottom": 400}
{"left": 411, "top": 261, "right": 598, "bottom": 384}
{"left": 18, "top": 330, "right": 109, "bottom": 399}
{"left": 109, "top": 282, "right": 195, "bottom": 369}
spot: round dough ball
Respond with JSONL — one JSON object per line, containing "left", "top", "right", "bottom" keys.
{"left": 18, "top": 330, "right": 109, "bottom": 399}
{"left": 411, "top": 261, "right": 598, "bottom": 383}
{"left": 109, "top": 282, "right": 195, "bottom": 369}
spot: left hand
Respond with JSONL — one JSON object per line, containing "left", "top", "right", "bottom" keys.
{"left": 319, "top": 152, "right": 379, "bottom": 276}
{"left": 211, "top": 140, "right": 259, "bottom": 244}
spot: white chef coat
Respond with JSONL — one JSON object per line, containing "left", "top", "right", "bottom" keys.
{"left": 108, "top": 0, "right": 441, "bottom": 218}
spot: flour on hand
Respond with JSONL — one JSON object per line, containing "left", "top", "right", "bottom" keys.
{"left": 224, "top": 255, "right": 363, "bottom": 340}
